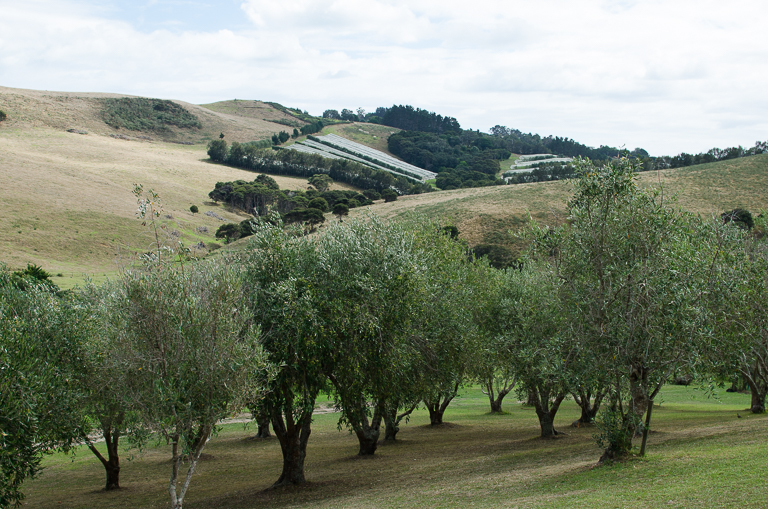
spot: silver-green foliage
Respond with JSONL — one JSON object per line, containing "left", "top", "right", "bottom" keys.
{"left": 0, "top": 268, "right": 88, "bottom": 508}
{"left": 104, "top": 260, "right": 274, "bottom": 509}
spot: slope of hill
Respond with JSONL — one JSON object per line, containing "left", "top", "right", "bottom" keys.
{"left": 352, "top": 154, "right": 768, "bottom": 263}
{"left": 0, "top": 86, "right": 299, "bottom": 144}
{"left": 2, "top": 86, "right": 767, "bottom": 282}
{"left": 0, "top": 87, "right": 356, "bottom": 286}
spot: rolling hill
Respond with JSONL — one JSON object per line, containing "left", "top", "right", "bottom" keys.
{"left": 2, "top": 86, "right": 767, "bottom": 286}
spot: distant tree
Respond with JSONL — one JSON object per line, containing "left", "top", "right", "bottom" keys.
{"left": 356, "top": 107, "right": 366, "bottom": 121}
{"left": 341, "top": 108, "right": 357, "bottom": 121}
{"left": 189, "top": 205, "right": 198, "bottom": 214}
{"left": 206, "top": 139, "right": 228, "bottom": 162}
{"left": 308, "top": 174, "right": 333, "bottom": 192}
{"left": 363, "top": 189, "right": 381, "bottom": 200}
{"left": 292, "top": 128, "right": 299, "bottom": 139}
{"left": 278, "top": 131, "right": 290, "bottom": 144}
{"left": 219, "top": 132, "right": 224, "bottom": 139}
{"left": 308, "top": 197, "right": 329, "bottom": 212}
{"left": 323, "top": 109, "right": 341, "bottom": 120}
{"left": 381, "top": 189, "right": 398, "bottom": 202}
{"left": 0, "top": 110, "right": 6, "bottom": 122}
{"left": 332, "top": 203, "right": 349, "bottom": 221}
{"left": 271, "top": 134, "right": 279, "bottom": 145}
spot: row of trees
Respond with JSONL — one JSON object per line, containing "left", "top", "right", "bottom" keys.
{"left": 3, "top": 160, "right": 767, "bottom": 506}
{"left": 207, "top": 139, "right": 432, "bottom": 195}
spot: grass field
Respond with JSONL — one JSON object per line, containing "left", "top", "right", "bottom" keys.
{"left": 21, "top": 385, "right": 767, "bottom": 509}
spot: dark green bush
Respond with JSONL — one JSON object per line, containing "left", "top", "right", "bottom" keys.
{"left": 190, "top": 205, "right": 199, "bottom": 214}
{"left": 308, "top": 198, "right": 329, "bottom": 212}
{"left": 381, "top": 189, "right": 398, "bottom": 202}
{"left": 102, "top": 98, "right": 201, "bottom": 132}
{"left": 722, "top": 208, "right": 754, "bottom": 230}
{"left": 0, "top": 110, "right": 6, "bottom": 122}
{"left": 207, "top": 140, "right": 228, "bottom": 162}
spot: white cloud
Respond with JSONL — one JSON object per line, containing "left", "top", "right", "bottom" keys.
{"left": 0, "top": 0, "right": 766, "bottom": 154}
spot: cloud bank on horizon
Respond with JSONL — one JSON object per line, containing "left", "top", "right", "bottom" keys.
{"left": 1, "top": 0, "right": 766, "bottom": 155}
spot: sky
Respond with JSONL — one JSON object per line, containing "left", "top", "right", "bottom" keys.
{"left": 1, "top": 0, "right": 767, "bottom": 155}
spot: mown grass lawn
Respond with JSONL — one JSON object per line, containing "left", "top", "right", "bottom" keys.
{"left": 22, "top": 385, "right": 766, "bottom": 508}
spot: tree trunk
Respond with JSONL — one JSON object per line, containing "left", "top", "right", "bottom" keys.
{"left": 271, "top": 408, "right": 312, "bottom": 486}
{"left": 531, "top": 387, "right": 566, "bottom": 438}
{"left": 424, "top": 382, "right": 459, "bottom": 426}
{"left": 256, "top": 414, "right": 271, "bottom": 438}
{"left": 483, "top": 375, "right": 514, "bottom": 413}
{"left": 749, "top": 385, "right": 767, "bottom": 413}
{"left": 571, "top": 387, "right": 605, "bottom": 426}
{"left": 628, "top": 364, "right": 650, "bottom": 437}
{"left": 383, "top": 403, "right": 417, "bottom": 441}
{"left": 355, "top": 426, "right": 380, "bottom": 455}
{"left": 86, "top": 413, "right": 124, "bottom": 491}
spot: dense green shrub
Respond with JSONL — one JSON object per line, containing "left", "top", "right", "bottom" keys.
{"left": 381, "top": 189, "right": 398, "bottom": 202}
{"left": 0, "top": 110, "right": 6, "bottom": 122}
{"left": 207, "top": 140, "right": 228, "bottom": 162}
{"left": 722, "top": 208, "right": 754, "bottom": 230}
{"left": 190, "top": 205, "right": 199, "bottom": 214}
{"left": 101, "top": 98, "right": 201, "bottom": 132}
{"left": 308, "top": 197, "right": 329, "bottom": 212}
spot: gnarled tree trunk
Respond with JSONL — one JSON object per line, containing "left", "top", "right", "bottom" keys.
{"left": 255, "top": 413, "right": 272, "bottom": 438}
{"left": 424, "top": 382, "right": 460, "bottom": 426}
{"left": 483, "top": 375, "right": 515, "bottom": 413}
{"left": 269, "top": 387, "right": 314, "bottom": 487}
{"left": 383, "top": 402, "right": 418, "bottom": 441}
{"left": 530, "top": 386, "right": 566, "bottom": 438}
{"left": 571, "top": 386, "right": 605, "bottom": 426}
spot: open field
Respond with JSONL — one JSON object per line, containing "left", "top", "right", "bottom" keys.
{"left": 22, "top": 385, "right": 768, "bottom": 509}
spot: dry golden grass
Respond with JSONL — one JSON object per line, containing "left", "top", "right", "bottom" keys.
{"left": 0, "top": 90, "right": 334, "bottom": 286}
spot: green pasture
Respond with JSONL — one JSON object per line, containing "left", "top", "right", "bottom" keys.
{"left": 23, "top": 385, "right": 765, "bottom": 509}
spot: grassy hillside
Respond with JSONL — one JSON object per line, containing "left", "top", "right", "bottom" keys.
{"left": 0, "top": 87, "right": 358, "bottom": 287}
{"left": 3, "top": 86, "right": 767, "bottom": 282}
{"left": 352, "top": 154, "right": 768, "bottom": 263}
{"left": 22, "top": 385, "right": 768, "bottom": 508}
{"left": 0, "top": 86, "right": 298, "bottom": 144}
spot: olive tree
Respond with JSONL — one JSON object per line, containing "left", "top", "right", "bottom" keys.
{"left": 243, "top": 221, "right": 328, "bottom": 486}
{"left": 110, "top": 260, "right": 274, "bottom": 509}
{"left": 498, "top": 263, "right": 572, "bottom": 437}
{"left": 708, "top": 220, "right": 768, "bottom": 413}
{"left": 313, "top": 217, "right": 428, "bottom": 455}
{"left": 0, "top": 268, "right": 87, "bottom": 507}
{"left": 549, "top": 157, "right": 721, "bottom": 460}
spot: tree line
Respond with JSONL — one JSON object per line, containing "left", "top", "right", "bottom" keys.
{"left": 3, "top": 159, "right": 767, "bottom": 507}
{"left": 207, "top": 139, "right": 432, "bottom": 195}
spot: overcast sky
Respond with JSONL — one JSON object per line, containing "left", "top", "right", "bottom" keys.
{"left": 1, "top": 0, "right": 767, "bottom": 155}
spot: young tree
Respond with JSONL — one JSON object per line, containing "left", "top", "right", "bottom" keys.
{"left": 500, "top": 264, "right": 571, "bottom": 437}
{"left": 332, "top": 203, "right": 349, "bottom": 221}
{"left": 111, "top": 260, "right": 274, "bottom": 509}
{"left": 313, "top": 217, "right": 426, "bottom": 455}
{"left": 708, "top": 221, "right": 768, "bottom": 413}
